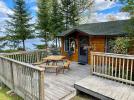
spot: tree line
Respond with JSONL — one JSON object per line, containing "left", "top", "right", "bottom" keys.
{"left": 0, "top": 0, "right": 133, "bottom": 51}
{"left": 0, "top": 0, "right": 93, "bottom": 51}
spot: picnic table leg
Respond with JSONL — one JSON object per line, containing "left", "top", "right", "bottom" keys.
{"left": 56, "top": 68, "right": 58, "bottom": 75}
{"left": 63, "top": 67, "right": 64, "bottom": 73}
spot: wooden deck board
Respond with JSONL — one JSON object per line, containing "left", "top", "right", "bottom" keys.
{"left": 75, "top": 76, "right": 134, "bottom": 100}
{"left": 44, "top": 62, "right": 90, "bottom": 100}
{"left": 44, "top": 62, "right": 134, "bottom": 100}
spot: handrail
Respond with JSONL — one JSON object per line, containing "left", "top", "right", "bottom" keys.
{"left": 91, "top": 52, "right": 134, "bottom": 85}
{"left": 0, "top": 56, "right": 44, "bottom": 71}
{"left": 0, "top": 55, "right": 45, "bottom": 100}
{"left": 4, "top": 49, "right": 60, "bottom": 64}
{"left": 4, "top": 50, "right": 47, "bottom": 64}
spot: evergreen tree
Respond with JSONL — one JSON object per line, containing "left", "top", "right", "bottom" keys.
{"left": 49, "top": 0, "right": 64, "bottom": 47}
{"left": 60, "top": 0, "right": 79, "bottom": 30}
{"left": 120, "top": 0, "right": 134, "bottom": 37}
{"left": 60, "top": 0, "right": 93, "bottom": 30}
{"left": 6, "top": 0, "right": 34, "bottom": 51}
{"left": 37, "top": 0, "right": 51, "bottom": 49}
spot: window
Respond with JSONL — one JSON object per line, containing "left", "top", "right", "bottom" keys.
{"left": 64, "top": 37, "right": 76, "bottom": 52}
{"left": 65, "top": 37, "right": 69, "bottom": 51}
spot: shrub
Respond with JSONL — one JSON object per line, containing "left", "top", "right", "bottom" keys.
{"left": 111, "top": 37, "right": 130, "bottom": 54}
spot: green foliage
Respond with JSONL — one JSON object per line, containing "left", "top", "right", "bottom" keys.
{"left": 6, "top": 0, "right": 34, "bottom": 50}
{"left": 49, "top": 0, "right": 64, "bottom": 38}
{"left": 36, "top": 0, "right": 52, "bottom": 48}
{"left": 0, "top": 49, "right": 19, "bottom": 53}
{"left": 120, "top": 0, "right": 134, "bottom": 38}
{"left": 0, "top": 86, "right": 22, "bottom": 100}
{"left": 120, "top": 0, "right": 134, "bottom": 15}
{"left": 35, "top": 44, "right": 46, "bottom": 49}
{"left": 110, "top": 37, "right": 130, "bottom": 54}
{"left": 60, "top": 0, "right": 79, "bottom": 30}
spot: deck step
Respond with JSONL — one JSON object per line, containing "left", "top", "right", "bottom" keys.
{"left": 74, "top": 76, "right": 134, "bottom": 100}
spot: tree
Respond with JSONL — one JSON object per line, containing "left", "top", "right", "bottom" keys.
{"left": 108, "top": 0, "right": 134, "bottom": 54}
{"left": 60, "top": 0, "right": 94, "bottom": 30}
{"left": 120, "top": 0, "right": 134, "bottom": 38}
{"left": 110, "top": 37, "right": 130, "bottom": 54}
{"left": 36, "top": 0, "right": 51, "bottom": 49}
{"left": 6, "top": 0, "right": 34, "bottom": 51}
{"left": 60, "top": 0, "right": 79, "bottom": 30}
{"left": 49, "top": 0, "right": 64, "bottom": 47}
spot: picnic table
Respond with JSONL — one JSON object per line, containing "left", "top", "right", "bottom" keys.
{"left": 43, "top": 55, "right": 66, "bottom": 61}
{"left": 41, "top": 55, "right": 66, "bottom": 75}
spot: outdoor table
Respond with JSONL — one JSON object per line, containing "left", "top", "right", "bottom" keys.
{"left": 41, "top": 55, "right": 66, "bottom": 75}
{"left": 43, "top": 55, "right": 66, "bottom": 65}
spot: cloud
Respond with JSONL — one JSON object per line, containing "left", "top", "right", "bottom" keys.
{"left": 0, "top": 1, "right": 13, "bottom": 16}
{"left": 91, "top": 0, "right": 116, "bottom": 12}
{"left": 80, "top": 12, "right": 130, "bottom": 24}
{"left": 80, "top": 0, "right": 130, "bottom": 24}
{"left": 0, "top": 1, "right": 13, "bottom": 36}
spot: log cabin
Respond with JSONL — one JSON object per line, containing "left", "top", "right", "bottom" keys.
{"left": 58, "top": 20, "right": 134, "bottom": 64}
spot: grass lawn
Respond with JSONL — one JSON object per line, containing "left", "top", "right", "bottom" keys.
{"left": 0, "top": 87, "right": 23, "bottom": 100}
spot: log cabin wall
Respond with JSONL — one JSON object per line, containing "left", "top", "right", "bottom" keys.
{"left": 129, "top": 40, "right": 134, "bottom": 55}
{"left": 60, "top": 35, "right": 79, "bottom": 62}
{"left": 88, "top": 36, "right": 105, "bottom": 64}
{"left": 61, "top": 35, "right": 106, "bottom": 64}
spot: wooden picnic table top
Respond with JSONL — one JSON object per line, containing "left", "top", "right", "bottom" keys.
{"left": 43, "top": 55, "right": 66, "bottom": 61}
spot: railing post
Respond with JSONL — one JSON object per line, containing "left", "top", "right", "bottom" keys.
{"left": 39, "top": 70, "right": 45, "bottom": 100}
{"left": 10, "top": 61, "right": 15, "bottom": 90}
{"left": 36, "top": 51, "right": 40, "bottom": 62}
{"left": 90, "top": 52, "right": 93, "bottom": 75}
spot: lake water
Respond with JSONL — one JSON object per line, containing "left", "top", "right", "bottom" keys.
{"left": 1, "top": 38, "right": 54, "bottom": 50}
{"left": 23, "top": 38, "right": 43, "bottom": 50}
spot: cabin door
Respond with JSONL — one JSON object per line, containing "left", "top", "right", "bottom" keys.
{"left": 78, "top": 36, "right": 88, "bottom": 64}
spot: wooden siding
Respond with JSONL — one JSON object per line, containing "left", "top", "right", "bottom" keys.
{"left": 129, "top": 40, "right": 134, "bottom": 55}
{"left": 60, "top": 33, "right": 79, "bottom": 62}
{"left": 88, "top": 36, "right": 105, "bottom": 64}
{"left": 60, "top": 35, "right": 105, "bottom": 64}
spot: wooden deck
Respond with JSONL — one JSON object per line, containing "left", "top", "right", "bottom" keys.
{"left": 44, "top": 62, "right": 90, "bottom": 100}
{"left": 44, "top": 62, "right": 134, "bottom": 100}
{"left": 75, "top": 76, "right": 134, "bottom": 100}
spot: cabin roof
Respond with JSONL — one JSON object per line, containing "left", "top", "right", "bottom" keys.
{"left": 58, "top": 20, "right": 129, "bottom": 36}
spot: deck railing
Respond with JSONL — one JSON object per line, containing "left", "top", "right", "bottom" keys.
{"left": 4, "top": 49, "right": 47, "bottom": 64}
{"left": 91, "top": 52, "right": 134, "bottom": 85}
{"left": 0, "top": 55, "right": 45, "bottom": 100}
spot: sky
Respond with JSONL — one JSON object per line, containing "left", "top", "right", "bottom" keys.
{"left": 0, "top": 0, "right": 130, "bottom": 35}
{"left": 0, "top": 0, "right": 130, "bottom": 49}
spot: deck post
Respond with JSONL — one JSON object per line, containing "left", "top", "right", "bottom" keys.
{"left": 36, "top": 51, "right": 40, "bottom": 62}
{"left": 10, "top": 61, "right": 15, "bottom": 90}
{"left": 39, "top": 70, "right": 45, "bottom": 100}
{"left": 90, "top": 52, "right": 93, "bottom": 75}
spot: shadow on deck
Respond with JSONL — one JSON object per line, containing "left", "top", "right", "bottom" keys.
{"left": 45, "top": 62, "right": 91, "bottom": 100}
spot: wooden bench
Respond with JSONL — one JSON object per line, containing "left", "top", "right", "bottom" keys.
{"left": 39, "top": 64, "right": 64, "bottom": 75}
{"left": 32, "top": 61, "right": 46, "bottom": 65}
